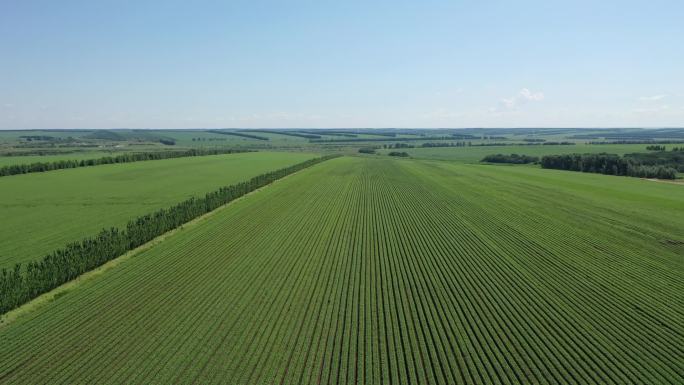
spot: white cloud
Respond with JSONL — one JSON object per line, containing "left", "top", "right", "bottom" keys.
{"left": 226, "top": 112, "right": 324, "bottom": 122}
{"left": 434, "top": 88, "right": 462, "bottom": 97}
{"left": 519, "top": 88, "right": 545, "bottom": 101}
{"left": 422, "top": 109, "right": 463, "bottom": 120}
{"left": 639, "top": 94, "right": 666, "bottom": 101}
{"left": 500, "top": 97, "right": 516, "bottom": 109}
{"left": 496, "top": 88, "right": 545, "bottom": 111}
{"left": 634, "top": 105, "right": 670, "bottom": 113}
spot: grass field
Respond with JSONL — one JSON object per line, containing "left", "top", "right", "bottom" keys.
{"left": 1, "top": 156, "right": 681, "bottom": 384}
{"left": 379, "top": 143, "right": 653, "bottom": 163}
{"left": 0, "top": 151, "right": 316, "bottom": 268}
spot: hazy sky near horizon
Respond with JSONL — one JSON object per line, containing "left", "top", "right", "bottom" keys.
{"left": 1, "top": 0, "right": 682, "bottom": 129}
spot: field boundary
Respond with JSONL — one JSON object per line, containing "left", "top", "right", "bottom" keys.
{"left": 0, "top": 157, "right": 338, "bottom": 327}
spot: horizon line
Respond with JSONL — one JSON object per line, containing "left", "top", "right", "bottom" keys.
{"left": 1, "top": 127, "right": 683, "bottom": 131}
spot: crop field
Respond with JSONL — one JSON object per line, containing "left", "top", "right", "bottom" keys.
{"left": 0, "top": 152, "right": 127, "bottom": 167}
{"left": 0, "top": 130, "right": 87, "bottom": 142}
{"left": 0, "top": 151, "right": 316, "bottom": 268}
{"left": 162, "top": 130, "right": 303, "bottom": 147}
{"left": 1, "top": 156, "right": 681, "bottom": 384}
{"left": 380, "top": 143, "right": 652, "bottom": 163}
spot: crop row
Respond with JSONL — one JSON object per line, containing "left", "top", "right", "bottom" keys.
{"left": 0, "top": 157, "right": 681, "bottom": 384}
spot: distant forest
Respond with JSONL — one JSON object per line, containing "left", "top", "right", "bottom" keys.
{"left": 481, "top": 154, "right": 539, "bottom": 164}
{"left": 541, "top": 153, "right": 679, "bottom": 179}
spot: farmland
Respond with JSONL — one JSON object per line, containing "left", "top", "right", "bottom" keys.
{"left": 0, "top": 151, "right": 316, "bottom": 268}
{"left": 1, "top": 156, "right": 681, "bottom": 384}
{"left": 378, "top": 143, "right": 653, "bottom": 163}
{"left": 0, "top": 151, "right": 126, "bottom": 167}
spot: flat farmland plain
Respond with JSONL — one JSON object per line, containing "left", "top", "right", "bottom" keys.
{"left": 381, "top": 143, "right": 652, "bottom": 163}
{"left": 1, "top": 156, "right": 681, "bottom": 384}
{"left": 0, "top": 151, "right": 316, "bottom": 268}
{"left": 0, "top": 152, "right": 128, "bottom": 167}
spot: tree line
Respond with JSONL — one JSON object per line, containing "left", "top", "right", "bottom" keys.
{"left": 19, "top": 135, "right": 61, "bottom": 141}
{"left": 540, "top": 153, "right": 677, "bottom": 179}
{"left": 481, "top": 154, "right": 539, "bottom": 164}
{"left": 0, "top": 148, "right": 251, "bottom": 177}
{"left": 642, "top": 145, "right": 684, "bottom": 153}
{"left": 159, "top": 138, "right": 176, "bottom": 145}
{"left": 298, "top": 131, "right": 357, "bottom": 137}
{"left": 624, "top": 150, "right": 684, "bottom": 172}
{"left": 471, "top": 141, "right": 575, "bottom": 147}
{"left": 420, "top": 141, "right": 470, "bottom": 148}
{"left": 249, "top": 130, "right": 322, "bottom": 139}
{"left": 301, "top": 130, "right": 400, "bottom": 137}
{"left": 587, "top": 140, "right": 684, "bottom": 145}
{"left": 192, "top": 137, "right": 227, "bottom": 142}
{"left": 0, "top": 154, "right": 339, "bottom": 315}
{"left": 207, "top": 130, "right": 270, "bottom": 141}
{"left": 451, "top": 134, "right": 479, "bottom": 139}
{"left": 310, "top": 136, "right": 453, "bottom": 143}
{"left": 384, "top": 143, "right": 415, "bottom": 149}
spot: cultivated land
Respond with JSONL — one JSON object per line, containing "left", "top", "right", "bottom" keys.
{"left": 0, "top": 151, "right": 316, "bottom": 268}
{"left": 0, "top": 152, "right": 127, "bottom": 167}
{"left": 1, "top": 156, "right": 681, "bottom": 384}
{"left": 379, "top": 143, "right": 653, "bottom": 163}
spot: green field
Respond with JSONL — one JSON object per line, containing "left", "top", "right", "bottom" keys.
{"left": 0, "top": 151, "right": 316, "bottom": 268}
{"left": 0, "top": 130, "right": 87, "bottom": 142}
{"left": 378, "top": 143, "right": 653, "bottom": 163}
{"left": 1, "top": 156, "right": 681, "bottom": 384}
{"left": 0, "top": 151, "right": 128, "bottom": 167}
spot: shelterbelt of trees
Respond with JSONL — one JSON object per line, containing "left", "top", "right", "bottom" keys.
{"left": 0, "top": 154, "right": 339, "bottom": 314}
{"left": 481, "top": 154, "right": 539, "bottom": 164}
{"left": 587, "top": 140, "right": 684, "bottom": 145}
{"left": 310, "top": 136, "right": 455, "bottom": 143}
{"left": 249, "top": 129, "right": 322, "bottom": 139}
{"left": 0, "top": 148, "right": 252, "bottom": 177}
{"left": 625, "top": 149, "right": 684, "bottom": 172}
{"left": 207, "top": 130, "right": 270, "bottom": 141}
{"left": 541, "top": 153, "right": 678, "bottom": 179}
{"left": 473, "top": 141, "right": 575, "bottom": 147}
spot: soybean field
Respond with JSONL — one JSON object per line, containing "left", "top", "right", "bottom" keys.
{"left": 0, "top": 151, "right": 316, "bottom": 268}
{"left": 1, "top": 156, "right": 681, "bottom": 384}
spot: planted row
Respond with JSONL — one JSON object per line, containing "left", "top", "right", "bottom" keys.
{"left": 1, "top": 157, "right": 680, "bottom": 384}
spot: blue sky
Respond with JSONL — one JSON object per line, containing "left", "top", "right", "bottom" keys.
{"left": 1, "top": 0, "right": 682, "bottom": 129}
